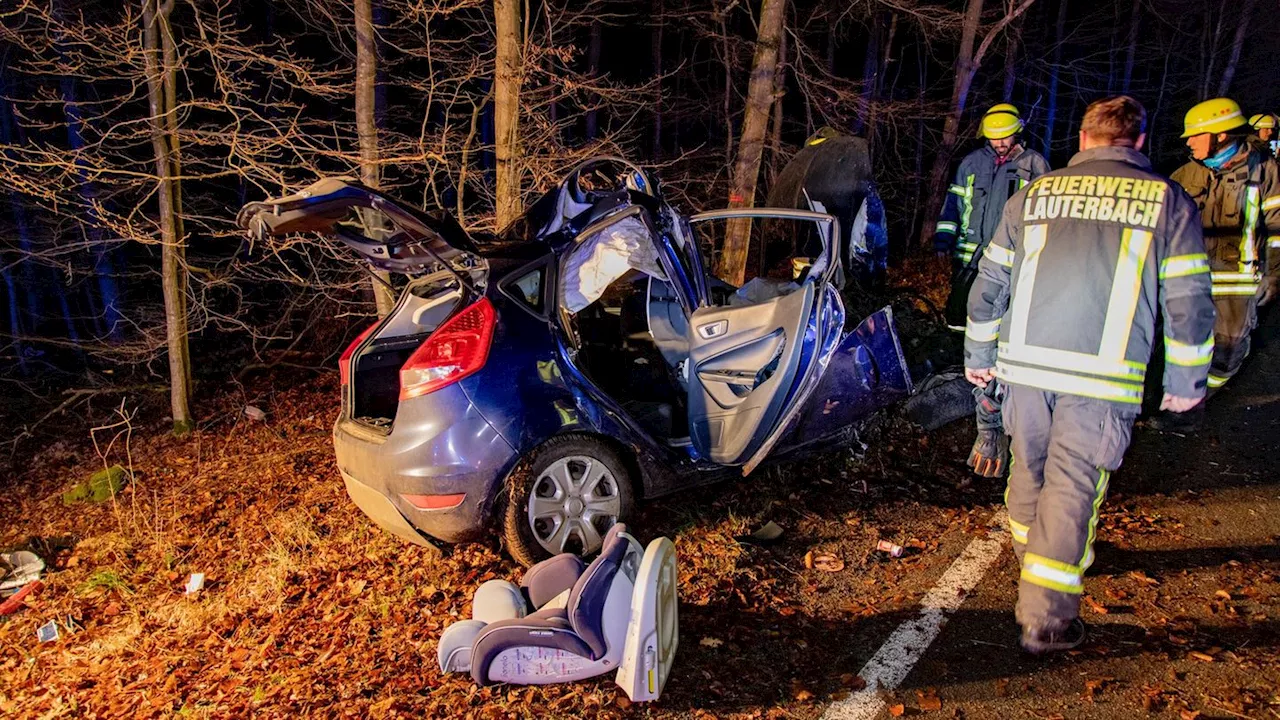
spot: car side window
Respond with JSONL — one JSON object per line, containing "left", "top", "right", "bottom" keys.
{"left": 507, "top": 266, "right": 546, "bottom": 314}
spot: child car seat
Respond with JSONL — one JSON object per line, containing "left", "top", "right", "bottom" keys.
{"left": 437, "top": 524, "right": 678, "bottom": 701}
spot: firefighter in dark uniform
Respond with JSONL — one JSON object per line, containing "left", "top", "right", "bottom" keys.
{"left": 935, "top": 104, "right": 1051, "bottom": 480}
{"left": 965, "top": 96, "right": 1215, "bottom": 653}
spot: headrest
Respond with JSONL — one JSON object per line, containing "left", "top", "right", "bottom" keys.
{"left": 566, "top": 523, "right": 629, "bottom": 658}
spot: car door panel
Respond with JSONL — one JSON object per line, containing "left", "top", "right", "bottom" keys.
{"left": 687, "top": 280, "right": 816, "bottom": 465}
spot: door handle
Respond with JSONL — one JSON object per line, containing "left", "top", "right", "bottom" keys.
{"left": 697, "top": 320, "right": 728, "bottom": 339}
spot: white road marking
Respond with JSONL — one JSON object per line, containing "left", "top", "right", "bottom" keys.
{"left": 821, "top": 510, "right": 1009, "bottom": 720}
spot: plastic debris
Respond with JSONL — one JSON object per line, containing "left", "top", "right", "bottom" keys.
{"left": 876, "top": 540, "right": 905, "bottom": 558}
{"left": 185, "top": 573, "right": 205, "bottom": 595}
{"left": 0, "top": 581, "right": 44, "bottom": 616}
{"left": 244, "top": 405, "right": 266, "bottom": 421}
{"left": 0, "top": 550, "right": 45, "bottom": 596}
{"left": 37, "top": 620, "right": 59, "bottom": 643}
{"left": 735, "top": 521, "right": 785, "bottom": 545}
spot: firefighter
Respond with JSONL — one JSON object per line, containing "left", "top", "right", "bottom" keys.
{"left": 935, "top": 104, "right": 1051, "bottom": 479}
{"left": 1169, "top": 99, "right": 1280, "bottom": 405}
{"left": 1249, "top": 113, "right": 1278, "bottom": 150}
{"left": 965, "top": 96, "right": 1214, "bottom": 653}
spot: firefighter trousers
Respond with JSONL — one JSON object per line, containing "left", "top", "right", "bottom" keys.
{"left": 1003, "top": 385, "right": 1136, "bottom": 628}
{"left": 1208, "top": 291, "right": 1259, "bottom": 390}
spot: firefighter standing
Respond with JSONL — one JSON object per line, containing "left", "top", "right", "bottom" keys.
{"left": 965, "top": 96, "right": 1214, "bottom": 652}
{"left": 935, "top": 104, "right": 1051, "bottom": 479}
{"left": 1170, "top": 99, "right": 1280, "bottom": 404}
{"left": 1249, "top": 113, "right": 1279, "bottom": 159}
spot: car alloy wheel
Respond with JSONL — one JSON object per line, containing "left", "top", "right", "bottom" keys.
{"left": 526, "top": 455, "right": 623, "bottom": 556}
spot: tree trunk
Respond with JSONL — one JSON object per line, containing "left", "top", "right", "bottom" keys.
{"left": 355, "top": 0, "right": 396, "bottom": 316}
{"left": 493, "top": 0, "right": 523, "bottom": 229}
{"left": 717, "top": 0, "right": 787, "bottom": 286}
{"left": 1120, "top": 0, "right": 1141, "bottom": 94}
{"left": 1217, "top": 0, "right": 1257, "bottom": 96}
{"left": 768, "top": 29, "right": 786, "bottom": 184}
{"left": 142, "top": 0, "right": 193, "bottom": 436}
{"left": 586, "top": 19, "right": 603, "bottom": 140}
{"left": 917, "top": 0, "right": 983, "bottom": 251}
{"left": 1042, "top": 0, "right": 1068, "bottom": 159}
{"left": 1002, "top": 15, "right": 1021, "bottom": 101}
{"left": 2, "top": 266, "right": 24, "bottom": 374}
{"left": 62, "top": 78, "right": 124, "bottom": 342}
{"left": 854, "top": 11, "right": 879, "bottom": 135}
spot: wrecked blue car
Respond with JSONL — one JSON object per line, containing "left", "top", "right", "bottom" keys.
{"left": 238, "top": 157, "right": 913, "bottom": 565}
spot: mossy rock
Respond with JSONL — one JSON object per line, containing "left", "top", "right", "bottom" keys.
{"left": 62, "top": 465, "right": 129, "bottom": 505}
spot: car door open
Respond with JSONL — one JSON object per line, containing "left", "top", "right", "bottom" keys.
{"left": 683, "top": 209, "right": 840, "bottom": 468}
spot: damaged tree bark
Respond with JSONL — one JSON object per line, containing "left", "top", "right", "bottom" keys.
{"left": 355, "top": 0, "right": 396, "bottom": 317}
{"left": 718, "top": 0, "right": 787, "bottom": 287}
{"left": 493, "top": 0, "right": 523, "bottom": 230}
{"left": 142, "top": 0, "right": 193, "bottom": 435}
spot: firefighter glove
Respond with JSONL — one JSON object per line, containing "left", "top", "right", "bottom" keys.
{"left": 967, "top": 427, "right": 1010, "bottom": 478}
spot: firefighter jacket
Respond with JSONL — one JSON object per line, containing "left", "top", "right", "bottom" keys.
{"left": 1170, "top": 144, "right": 1280, "bottom": 298}
{"left": 935, "top": 144, "right": 1051, "bottom": 266}
{"left": 964, "top": 146, "right": 1216, "bottom": 405}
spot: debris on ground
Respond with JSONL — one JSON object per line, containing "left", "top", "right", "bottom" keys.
{"left": 184, "top": 572, "right": 205, "bottom": 595}
{"left": 36, "top": 620, "right": 58, "bottom": 643}
{"left": 0, "top": 581, "right": 44, "bottom": 616}
{"left": 0, "top": 550, "right": 45, "bottom": 595}
{"left": 735, "top": 521, "right": 785, "bottom": 545}
{"left": 244, "top": 405, "right": 266, "bottom": 421}
{"left": 877, "top": 540, "right": 905, "bottom": 557}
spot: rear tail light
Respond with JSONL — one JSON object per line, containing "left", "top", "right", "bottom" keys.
{"left": 400, "top": 493, "right": 466, "bottom": 510}
{"left": 399, "top": 298, "right": 496, "bottom": 400}
{"left": 339, "top": 322, "right": 380, "bottom": 386}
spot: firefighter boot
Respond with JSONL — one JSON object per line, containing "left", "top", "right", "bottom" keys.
{"left": 967, "top": 383, "right": 1009, "bottom": 478}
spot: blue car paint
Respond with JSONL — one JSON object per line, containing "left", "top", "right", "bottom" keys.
{"left": 249, "top": 174, "right": 913, "bottom": 548}
{"left": 333, "top": 383, "right": 518, "bottom": 543}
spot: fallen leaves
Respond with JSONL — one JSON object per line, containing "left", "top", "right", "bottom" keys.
{"left": 699, "top": 637, "right": 724, "bottom": 648}
{"left": 916, "top": 687, "right": 942, "bottom": 711}
{"left": 803, "top": 550, "right": 845, "bottom": 572}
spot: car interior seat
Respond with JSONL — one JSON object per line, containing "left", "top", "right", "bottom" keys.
{"left": 436, "top": 524, "right": 679, "bottom": 702}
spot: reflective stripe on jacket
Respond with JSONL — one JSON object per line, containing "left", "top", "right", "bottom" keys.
{"left": 935, "top": 145, "right": 1051, "bottom": 264}
{"left": 1171, "top": 146, "right": 1280, "bottom": 297}
{"left": 964, "top": 146, "right": 1215, "bottom": 404}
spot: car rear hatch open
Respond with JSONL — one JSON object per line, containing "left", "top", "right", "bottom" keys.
{"left": 238, "top": 178, "right": 488, "bottom": 432}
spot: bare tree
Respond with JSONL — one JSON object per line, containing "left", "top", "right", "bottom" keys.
{"left": 1216, "top": 0, "right": 1258, "bottom": 96}
{"left": 718, "top": 0, "right": 787, "bottom": 286}
{"left": 142, "top": 0, "right": 192, "bottom": 435}
{"left": 355, "top": 0, "right": 396, "bottom": 317}
{"left": 493, "top": 0, "right": 523, "bottom": 229}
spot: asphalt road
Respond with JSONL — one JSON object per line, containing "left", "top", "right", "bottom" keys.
{"left": 825, "top": 306, "right": 1280, "bottom": 719}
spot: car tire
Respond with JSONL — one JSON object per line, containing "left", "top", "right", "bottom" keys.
{"left": 502, "top": 435, "right": 635, "bottom": 567}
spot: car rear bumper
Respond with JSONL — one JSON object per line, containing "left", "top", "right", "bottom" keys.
{"left": 333, "top": 385, "right": 519, "bottom": 544}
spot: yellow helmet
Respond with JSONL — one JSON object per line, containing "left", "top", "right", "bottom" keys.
{"left": 1182, "top": 98, "right": 1246, "bottom": 138}
{"left": 1249, "top": 113, "right": 1277, "bottom": 130}
{"left": 980, "top": 111, "right": 1023, "bottom": 140}
{"left": 986, "top": 103, "right": 1021, "bottom": 118}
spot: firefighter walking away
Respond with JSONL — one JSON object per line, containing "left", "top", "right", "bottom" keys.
{"left": 964, "top": 96, "right": 1215, "bottom": 653}
{"left": 935, "top": 103, "right": 1051, "bottom": 480}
